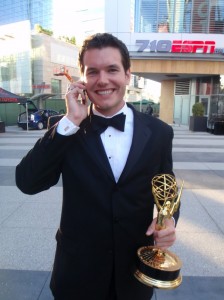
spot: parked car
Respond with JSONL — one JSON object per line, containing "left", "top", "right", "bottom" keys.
{"left": 18, "top": 100, "right": 61, "bottom": 130}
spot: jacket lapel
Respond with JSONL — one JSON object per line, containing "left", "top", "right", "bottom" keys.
{"left": 79, "top": 116, "right": 115, "bottom": 181}
{"left": 119, "top": 109, "right": 152, "bottom": 182}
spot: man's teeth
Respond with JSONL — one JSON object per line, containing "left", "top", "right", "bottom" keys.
{"left": 97, "top": 90, "right": 113, "bottom": 95}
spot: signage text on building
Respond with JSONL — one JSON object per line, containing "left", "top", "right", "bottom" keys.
{"left": 32, "top": 84, "right": 51, "bottom": 89}
{"left": 136, "top": 39, "right": 224, "bottom": 54}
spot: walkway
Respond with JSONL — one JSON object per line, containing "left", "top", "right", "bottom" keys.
{"left": 0, "top": 125, "right": 223, "bottom": 300}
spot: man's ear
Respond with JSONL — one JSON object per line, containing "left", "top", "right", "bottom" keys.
{"left": 125, "top": 69, "right": 131, "bottom": 84}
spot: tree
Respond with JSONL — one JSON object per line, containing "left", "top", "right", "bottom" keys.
{"left": 34, "top": 24, "right": 53, "bottom": 36}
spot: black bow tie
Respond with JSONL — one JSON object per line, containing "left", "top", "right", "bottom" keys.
{"left": 91, "top": 113, "right": 126, "bottom": 134}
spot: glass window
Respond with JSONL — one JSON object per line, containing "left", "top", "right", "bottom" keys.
{"left": 192, "top": 0, "right": 209, "bottom": 33}
{"left": 201, "top": 97, "right": 208, "bottom": 115}
{"left": 167, "top": 0, "right": 185, "bottom": 33}
{"left": 158, "top": 0, "right": 169, "bottom": 32}
{"left": 209, "top": 0, "right": 224, "bottom": 33}
{"left": 220, "top": 75, "right": 224, "bottom": 94}
{"left": 134, "top": 0, "right": 224, "bottom": 34}
{"left": 135, "top": 0, "right": 168, "bottom": 32}
{"left": 212, "top": 76, "right": 221, "bottom": 94}
{"left": 0, "top": 0, "right": 53, "bottom": 30}
{"left": 210, "top": 95, "right": 224, "bottom": 116}
{"left": 199, "top": 77, "right": 211, "bottom": 95}
{"left": 210, "top": 96, "right": 219, "bottom": 117}
{"left": 183, "top": 0, "right": 192, "bottom": 33}
{"left": 196, "top": 78, "right": 200, "bottom": 95}
{"left": 51, "top": 78, "right": 61, "bottom": 96}
{"left": 212, "top": 75, "right": 224, "bottom": 95}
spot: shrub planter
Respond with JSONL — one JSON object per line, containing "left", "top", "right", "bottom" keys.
{"left": 189, "top": 116, "right": 208, "bottom": 132}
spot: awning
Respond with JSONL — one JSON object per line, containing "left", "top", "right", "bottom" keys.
{"left": 0, "top": 87, "right": 27, "bottom": 103}
{"left": 30, "top": 93, "right": 56, "bottom": 101}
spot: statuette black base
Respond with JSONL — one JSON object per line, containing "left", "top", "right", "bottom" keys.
{"left": 134, "top": 246, "right": 182, "bottom": 290}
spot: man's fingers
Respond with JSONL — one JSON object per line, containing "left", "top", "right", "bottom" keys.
{"left": 146, "top": 217, "right": 157, "bottom": 236}
{"left": 153, "top": 227, "right": 176, "bottom": 249}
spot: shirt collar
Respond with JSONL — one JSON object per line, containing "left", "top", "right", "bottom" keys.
{"left": 92, "top": 102, "right": 127, "bottom": 118}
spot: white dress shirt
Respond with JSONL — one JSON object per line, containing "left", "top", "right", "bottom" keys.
{"left": 57, "top": 103, "right": 134, "bottom": 182}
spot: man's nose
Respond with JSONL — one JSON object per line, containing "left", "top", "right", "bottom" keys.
{"left": 97, "top": 71, "right": 108, "bottom": 85}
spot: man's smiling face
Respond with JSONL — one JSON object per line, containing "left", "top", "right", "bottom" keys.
{"left": 83, "top": 47, "right": 131, "bottom": 116}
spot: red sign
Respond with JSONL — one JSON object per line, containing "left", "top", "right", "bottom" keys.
{"left": 171, "top": 40, "right": 215, "bottom": 53}
{"left": 135, "top": 39, "right": 221, "bottom": 54}
{"left": 32, "top": 84, "right": 51, "bottom": 89}
{"left": 0, "top": 97, "right": 18, "bottom": 103}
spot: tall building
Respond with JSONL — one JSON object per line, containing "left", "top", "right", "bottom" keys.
{"left": 0, "top": 0, "right": 83, "bottom": 100}
{"left": 0, "top": 0, "right": 53, "bottom": 30}
{"left": 0, "top": 20, "right": 79, "bottom": 98}
{"left": 105, "top": 0, "right": 224, "bottom": 127}
{"left": 0, "top": 0, "right": 104, "bottom": 40}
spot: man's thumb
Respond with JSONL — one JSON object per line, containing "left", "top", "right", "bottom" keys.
{"left": 145, "top": 218, "right": 157, "bottom": 236}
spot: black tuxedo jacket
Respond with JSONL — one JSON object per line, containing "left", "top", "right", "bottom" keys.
{"left": 16, "top": 104, "right": 177, "bottom": 300}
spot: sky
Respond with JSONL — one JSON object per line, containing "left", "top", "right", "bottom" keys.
{"left": 52, "top": 0, "right": 105, "bottom": 44}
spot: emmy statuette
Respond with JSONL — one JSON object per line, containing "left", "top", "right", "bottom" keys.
{"left": 134, "top": 174, "right": 184, "bottom": 290}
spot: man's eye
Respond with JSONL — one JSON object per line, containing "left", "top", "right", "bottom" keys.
{"left": 87, "top": 71, "right": 97, "bottom": 76}
{"left": 109, "top": 68, "right": 118, "bottom": 73}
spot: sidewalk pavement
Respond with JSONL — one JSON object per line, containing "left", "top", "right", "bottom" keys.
{"left": 0, "top": 125, "right": 224, "bottom": 300}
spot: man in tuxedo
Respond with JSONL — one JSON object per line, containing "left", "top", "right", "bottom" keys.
{"left": 16, "top": 33, "right": 179, "bottom": 300}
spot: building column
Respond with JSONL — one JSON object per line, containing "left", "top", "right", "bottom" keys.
{"left": 160, "top": 80, "right": 175, "bottom": 124}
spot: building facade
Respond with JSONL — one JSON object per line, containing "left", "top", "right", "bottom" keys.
{"left": 0, "top": 0, "right": 81, "bottom": 103}
{"left": 105, "top": 0, "right": 224, "bottom": 126}
{"left": 1, "top": 0, "right": 224, "bottom": 126}
{"left": 0, "top": 20, "right": 80, "bottom": 100}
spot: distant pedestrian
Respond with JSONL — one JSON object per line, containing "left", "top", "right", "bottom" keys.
{"left": 145, "top": 104, "right": 153, "bottom": 116}
{"left": 145, "top": 104, "right": 153, "bottom": 115}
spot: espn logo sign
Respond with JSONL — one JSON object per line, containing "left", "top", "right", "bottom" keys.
{"left": 136, "top": 40, "right": 218, "bottom": 54}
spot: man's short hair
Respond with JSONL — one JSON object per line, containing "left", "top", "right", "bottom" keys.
{"left": 78, "top": 33, "right": 131, "bottom": 74}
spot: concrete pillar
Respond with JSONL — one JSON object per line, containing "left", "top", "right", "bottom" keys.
{"left": 160, "top": 80, "right": 175, "bottom": 124}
